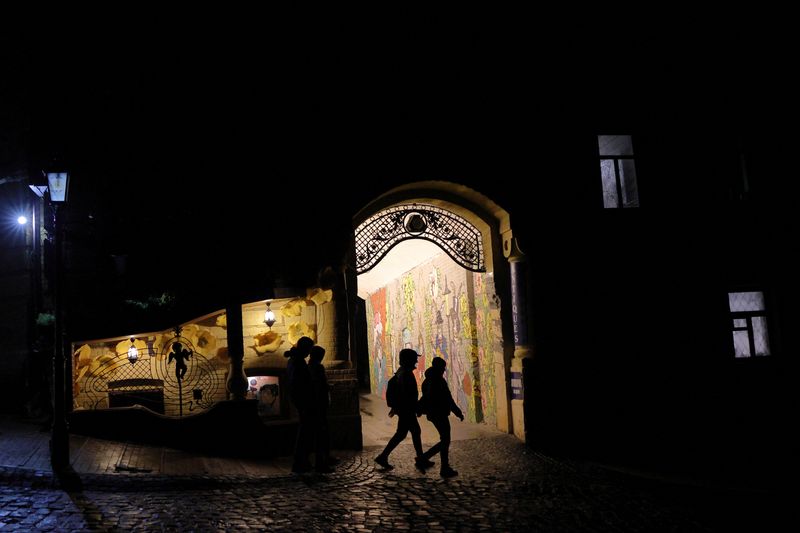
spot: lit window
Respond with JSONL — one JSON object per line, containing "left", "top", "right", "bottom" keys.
{"left": 599, "top": 135, "right": 639, "bottom": 208}
{"left": 728, "top": 291, "right": 771, "bottom": 358}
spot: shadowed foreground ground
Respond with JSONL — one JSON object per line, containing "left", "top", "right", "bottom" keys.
{"left": 1, "top": 433, "right": 791, "bottom": 532}
{"left": 0, "top": 392, "right": 792, "bottom": 531}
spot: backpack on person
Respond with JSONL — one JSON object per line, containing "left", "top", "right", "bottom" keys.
{"left": 385, "top": 374, "right": 400, "bottom": 409}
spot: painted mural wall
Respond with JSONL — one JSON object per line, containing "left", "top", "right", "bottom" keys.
{"left": 365, "top": 252, "right": 503, "bottom": 425}
{"left": 72, "top": 309, "right": 230, "bottom": 417}
{"left": 72, "top": 288, "right": 335, "bottom": 418}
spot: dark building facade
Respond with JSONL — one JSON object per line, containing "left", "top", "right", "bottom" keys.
{"left": 519, "top": 128, "right": 795, "bottom": 473}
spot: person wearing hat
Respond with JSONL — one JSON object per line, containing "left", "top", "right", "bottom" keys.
{"left": 374, "top": 348, "right": 434, "bottom": 470}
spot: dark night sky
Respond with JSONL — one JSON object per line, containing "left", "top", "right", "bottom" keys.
{"left": 2, "top": 16, "right": 793, "bottom": 335}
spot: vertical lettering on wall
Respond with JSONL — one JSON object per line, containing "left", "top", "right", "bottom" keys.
{"left": 510, "top": 261, "right": 528, "bottom": 347}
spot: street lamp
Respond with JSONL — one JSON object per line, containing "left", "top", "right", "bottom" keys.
{"left": 47, "top": 170, "right": 70, "bottom": 473}
{"left": 47, "top": 172, "right": 69, "bottom": 202}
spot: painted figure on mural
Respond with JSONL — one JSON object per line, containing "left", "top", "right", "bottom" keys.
{"left": 415, "top": 333, "right": 426, "bottom": 388}
{"left": 433, "top": 300, "right": 446, "bottom": 364}
{"left": 434, "top": 331, "right": 448, "bottom": 363}
{"left": 446, "top": 281, "right": 460, "bottom": 337}
{"left": 429, "top": 268, "right": 440, "bottom": 299}
{"left": 372, "top": 311, "right": 385, "bottom": 397}
{"left": 473, "top": 271, "right": 483, "bottom": 295}
{"left": 435, "top": 306, "right": 444, "bottom": 331}
{"left": 375, "top": 352, "right": 384, "bottom": 398}
{"left": 442, "top": 276, "right": 453, "bottom": 326}
{"left": 478, "top": 346, "right": 489, "bottom": 415}
{"left": 402, "top": 329, "right": 412, "bottom": 346}
{"left": 168, "top": 342, "right": 192, "bottom": 381}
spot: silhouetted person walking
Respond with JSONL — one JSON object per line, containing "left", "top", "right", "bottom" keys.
{"left": 374, "top": 349, "right": 434, "bottom": 470}
{"left": 286, "top": 336, "right": 315, "bottom": 473}
{"left": 309, "top": 345, "right": 334, "bottom": 473}
{"left": 418, "top": 357, "right": 463, "bottom": 477}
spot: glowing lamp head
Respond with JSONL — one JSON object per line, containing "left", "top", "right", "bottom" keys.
{"left": 46, "top": 172, "right": 70, "bottom": 203}
{"left": 127, "top": 337, "right": 139, "bottom": 365}
{"left": 264, "top": 301, "right": 276, "bottom": 329}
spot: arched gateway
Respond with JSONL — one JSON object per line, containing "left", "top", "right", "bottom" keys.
{"left": 350, "top": 181, "right": 531, "bottom": 439}
{"left": 66, "top": 181, "right": 531, "bottom": 454}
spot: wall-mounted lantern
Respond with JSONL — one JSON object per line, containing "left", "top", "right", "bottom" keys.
{"left": 127, "top": 337, "right": 139, "bottom": 365}
{"left": 264, "top": 301, "right": 276, "bottom": 330}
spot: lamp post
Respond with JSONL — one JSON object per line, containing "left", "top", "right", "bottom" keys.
{"left": 28, "top": 185, "right": 47, "bottom": 327}
{"left": 47, "top": 171, "right": 70, "bottom": 472}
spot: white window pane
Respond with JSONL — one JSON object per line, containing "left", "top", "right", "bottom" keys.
{"left": 733, "top": 318, "right": 746, "bottom": 327}
{"left": 728, "top": 291, "right": 765, "bottom": 312}
{"left": 600, "top": 159, "right": 618, "bottom": 208}
{"left": 618, "top": 159, "right": 639, "bottom": 208}
{"left": 598, "top": 135, "right": 634, "bottom": 156}
{"left": 732, "top": 330, "right": 751, "bottom": 358}
{"left": 752, "top": 316, "right": 770, "bottom": 356}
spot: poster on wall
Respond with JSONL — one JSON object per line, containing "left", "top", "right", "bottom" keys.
{"left": 247, "top": 376, "right": 281, "bottom": 417}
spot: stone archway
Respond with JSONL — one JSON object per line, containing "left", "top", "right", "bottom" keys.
{"left": 350, "top": 181, "right": 531, "bottom": 439}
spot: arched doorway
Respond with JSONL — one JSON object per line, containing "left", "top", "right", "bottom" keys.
{"left": 350, "top": 182, "right": 527, "bottom": 438}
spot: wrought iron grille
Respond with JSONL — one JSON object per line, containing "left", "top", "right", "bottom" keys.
{"left": 355, "top": 204, "right": 485, "bottom": 274}
{"left": 78, "top": 333, "right": 225, "bottom": 417}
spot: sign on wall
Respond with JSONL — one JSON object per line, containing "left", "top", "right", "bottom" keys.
{"left": 511, "top": 371, "right": 524, "bottom": 400}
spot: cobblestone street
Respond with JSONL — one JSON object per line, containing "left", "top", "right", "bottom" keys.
{"left": 1, "top": 434, "right": 789, "bottom": 532}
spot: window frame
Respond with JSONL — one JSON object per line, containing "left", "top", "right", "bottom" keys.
{"left": 598, "top": 134, "right": 640, "bottom": 209}
{"left": 727, "top": 290, "right": 772, "bottom": 359}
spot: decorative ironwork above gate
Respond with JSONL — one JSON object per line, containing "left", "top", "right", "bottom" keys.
{"left": 355, "top": 204, "right": 485, "bottom": 274}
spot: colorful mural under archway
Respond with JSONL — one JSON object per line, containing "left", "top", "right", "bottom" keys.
{"left": 363, "top": 248, "right": 503, "bottom": 425}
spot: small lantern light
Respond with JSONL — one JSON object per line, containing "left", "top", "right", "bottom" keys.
{"left": 264, "top": 301, "right": 276, "bottom": 329}
{"left": 127, "top": 337, "right": 139, "bottom": 365}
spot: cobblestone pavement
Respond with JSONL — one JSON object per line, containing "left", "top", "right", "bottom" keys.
{"left": 0, "top": 435, "right": 790, "bottom": 532}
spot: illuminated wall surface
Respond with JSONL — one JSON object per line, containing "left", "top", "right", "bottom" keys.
{"left": 241, "top": 288, "right": 336, "bottom": 371}
{"left": 365, "top": 253, "right": 502, "bottom": 425}
{"left": 72, "top": 288, "right": 335, "bottom": 417}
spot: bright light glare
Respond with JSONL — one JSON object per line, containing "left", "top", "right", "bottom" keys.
{"left": 17, "top": 215, "right": 28, "bottom": 225}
